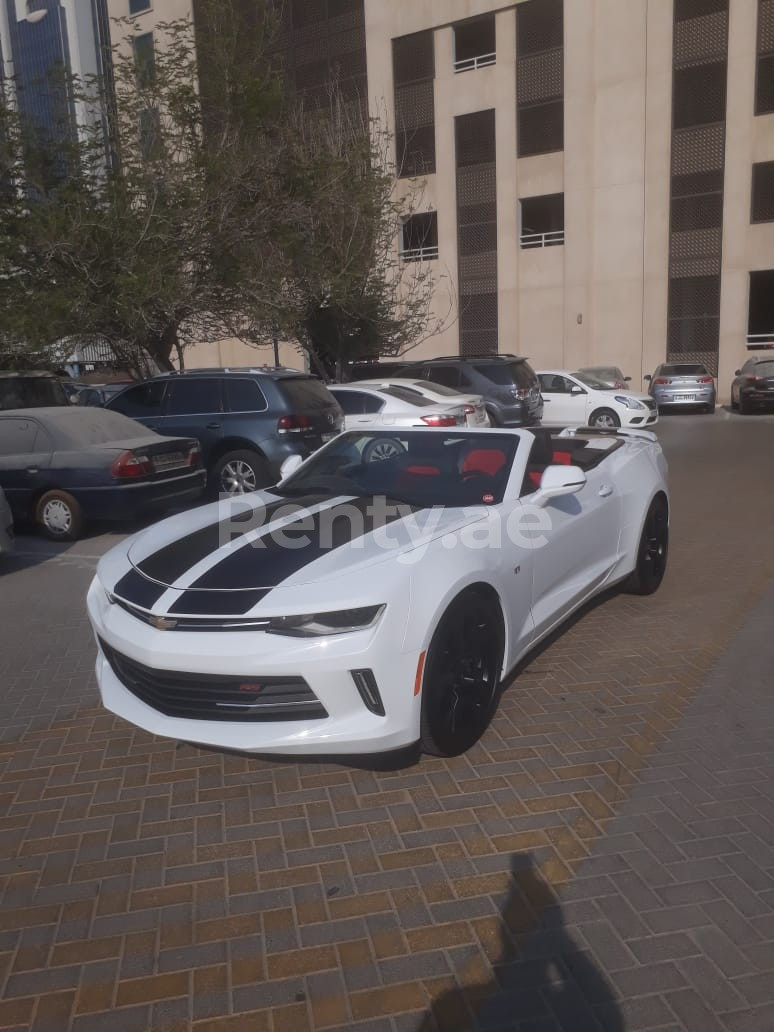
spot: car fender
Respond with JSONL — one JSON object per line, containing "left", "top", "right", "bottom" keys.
{"left": 401, "top": 528, "right": 533, "bottom": 677}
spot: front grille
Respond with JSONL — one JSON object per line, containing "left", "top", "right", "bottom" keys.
{"left": 99, "top": 638, "right": 327, "bottom": 722}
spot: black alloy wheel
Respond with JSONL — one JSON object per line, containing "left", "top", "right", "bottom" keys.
{"left": 420, "top": 591, "right": 504, "bottom": 756}
{"left": 625, "top": 495, "right": 669, "bottom": 595}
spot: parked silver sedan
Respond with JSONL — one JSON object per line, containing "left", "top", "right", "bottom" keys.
{"left": 0, "top": 486, "right": 14, "bottom": 556}
{"left": 645, "top": 362, "right": 716, "bottom": 413}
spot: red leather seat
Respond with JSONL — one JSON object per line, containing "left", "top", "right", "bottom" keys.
{"left": 462, "top": 448, "right": 507, "bottom": 477}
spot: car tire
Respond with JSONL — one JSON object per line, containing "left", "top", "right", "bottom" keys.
{"left": 706, "top": 403, "right": 715, "bottom": 414}
{"left": 739, "top": 394, "right": 751, "bottom": 415}
{"left": 730, "top": 393, "right": 738, "bottom": 411}
{"left": 35, "top": 490, "right": 83, "bottom": 542}
{"left": 485, "top": 408, "right": 501, "bottom": 428}
{"left": 212, "top": 450, "right": 271, "bottom": 496}
{"left": 419, "top": 590, "right": 505, "bottom": 757}
{"left": 362, "top": 438, "right": 406, "bottom": 463}
{"left": 624, "top": 495, "right": 669, "bottom": 596}
{"left": 589, "top": 408, "right": 621, "bottom": 429}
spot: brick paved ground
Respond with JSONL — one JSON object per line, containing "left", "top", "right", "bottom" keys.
{"left": 0, "top": 412, "right": 773, "bottom": 1032}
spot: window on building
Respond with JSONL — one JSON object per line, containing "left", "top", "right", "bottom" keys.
{"left": 400, "top": 212, "right": 438, "bottom": 261}
{"left": 516, "top": 0, "right": 564, "bottom": 157}
{"left": 133, "top": 32, "right": 155, "bottom": 88}
{"left": 453, "top": 15, "right": 496, "bottom": 73}
{"left": 751, "top": 161, "right": 774, "bottom": 222}
{"left": 755, "top": 0, "right": 774, "bottom": 115}
{"left": 520, "top": 193, "right": 564, "bottom": 248}
{"left": 129, "top": 0, "right": 151, "bottom": 14}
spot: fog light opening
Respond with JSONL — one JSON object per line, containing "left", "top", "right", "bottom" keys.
{"left": 351, "top": 669, "right": 385, "bottom": 716}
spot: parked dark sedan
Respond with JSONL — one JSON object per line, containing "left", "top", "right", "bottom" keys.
{"left": 730, "top": 357, "right": 774, "bottom": 414}
{"left": 0, "top": 407, "right": 205, "bottom": 540}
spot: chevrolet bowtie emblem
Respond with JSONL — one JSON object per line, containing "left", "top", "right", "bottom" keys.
{"left": 150, "top": 615, "right": 178, "bottom": 631}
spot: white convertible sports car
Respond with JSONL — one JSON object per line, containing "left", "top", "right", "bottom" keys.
{"left": 87, "top": 426, "right": 669, "bottom": 758}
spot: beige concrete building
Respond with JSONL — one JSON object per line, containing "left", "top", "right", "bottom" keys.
{"left": 107, "top": 0, "right": 774, "bottom": 394}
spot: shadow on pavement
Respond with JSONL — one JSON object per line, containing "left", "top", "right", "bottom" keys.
{"left": 417, "top": 854, "right": 624, "bottom": 1032}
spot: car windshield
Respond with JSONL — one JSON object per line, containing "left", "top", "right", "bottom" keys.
{"left": 661, "top": 364, "right": 708, "bottom": 376}
{"left": 405, "top": 381, "right": 461, "bottom": 398}
{"left": 574, "top": 372, "right": 614, "bottom": 390}
{"left": 751, "top": 361, "right": 774, "bottom": 376}
{"left": 582, "top": 367, "right": 622, "bottom": 382}
{"left": 277, "top": 430, "right": 519, "bottom": 507}
{"left": 473, "top": 361, "right": 533, "bottom": 388}
{"left": 376, "top": 386, "right": 432, "bottom": 406}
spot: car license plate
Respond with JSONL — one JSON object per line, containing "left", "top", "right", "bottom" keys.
{"left": 152, "top": 452, "right": 186, "bottom": 473}
{"left": 673, "top": 394, "right": 695, "bottom": 401}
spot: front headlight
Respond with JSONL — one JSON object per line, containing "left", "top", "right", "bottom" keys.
{"left": 614, "top": 395, "right": 645, "bottom": 410}
{"left": 264, "top": 605, "right": 385, "bottom": 637}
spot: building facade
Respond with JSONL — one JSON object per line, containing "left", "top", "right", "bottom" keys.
{"left": 368, "top": 0, "right": 774, "bottom": 395}
{"left": 6, "top": 0, "right": 773, "bottom": 391}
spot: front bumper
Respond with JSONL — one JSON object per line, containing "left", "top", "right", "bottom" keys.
{"left": 623, "top": 409, "right": 658, "bottom": 427}
{"left": 87, "top": 579, "right": 423, "bottom": 755}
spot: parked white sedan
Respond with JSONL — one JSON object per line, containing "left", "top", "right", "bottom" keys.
{"left": 537, "top": 371, "right": 658, "bottom": 429}
{"left": 355, "top": 378, "right": 491, "bottom": 428}
{"left": 328, "top": 385, "right": 466, "bottom": 452}
{"left": 88, "top": 424, "right": 669, "bottom": 759}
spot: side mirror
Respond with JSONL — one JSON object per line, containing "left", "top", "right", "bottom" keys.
{"left": 570, "top": 384, "right": 584, "bottom": 394}
{"left": 734, "top": 369, "right": 741, "bottom": 376}
{"left": 533, "top": 465, "right": 587, "bottom": 507}
{"left": 279, "top": 454, "right": 303, "bottom": 481}
{"left": 643, "top": 374, "right": 652, "bottom": 382}
{"left": 624, "top": 376, "right": 631, "bottom": 382}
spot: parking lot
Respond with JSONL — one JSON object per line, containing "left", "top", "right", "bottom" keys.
{"left": 1, "top": 410, "right": 773, "bottom": 1032}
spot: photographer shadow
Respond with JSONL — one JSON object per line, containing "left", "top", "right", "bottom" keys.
{"left": 417, "top": 854, "right": 624, "bottom": 1032}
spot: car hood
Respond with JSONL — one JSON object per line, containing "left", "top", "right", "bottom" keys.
{"left": 114, "top": 491, "right": 485, "bottom": 607}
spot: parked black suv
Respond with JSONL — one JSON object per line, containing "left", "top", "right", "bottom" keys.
{"left": 395, "top": 355, "right": 543, "bottom": 426}
{"left": 106, "top": 368, "right": 343, "bottom": 495}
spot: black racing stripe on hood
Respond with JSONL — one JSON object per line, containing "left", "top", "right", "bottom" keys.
{"left": 168, "top": 589, "right": 270, "bottom": 615}
{"left": 179, "top": 495, "right": 415, "bottom": 594}
{"left": 134, "top": 494, "right": 326, "bottom": 586}
{"left": 113, "top": 568, "right": 166, "bottom": 610}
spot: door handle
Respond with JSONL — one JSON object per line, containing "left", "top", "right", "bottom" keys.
{"left": 206, "top": 422, "right": 221, "bottom": 430}
{"left": 26, "top": 468, "right": 39, "bottom": 474}
{"left": 598, "top": 484, "right": 613, "bottom": 497}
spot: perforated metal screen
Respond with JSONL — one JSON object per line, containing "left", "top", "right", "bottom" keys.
{"left": 456, "top": 111, "right": 498, "bottom": 356}
{"left": 276, "top": 0, "right": 367, "bottom": 116}
{"left": 516, "top": 0, "right": 564, "bottom": 157}
{"left": 393, "top": 31, "right": 436, "bottom": 177}
{"left": 667, "top": 0, "right": 729, "bottom": 374}
{"left": 756, "top": 0, "right": 774, "bottom": 114}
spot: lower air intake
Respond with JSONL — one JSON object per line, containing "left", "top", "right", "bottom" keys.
{"left": 99, "top": 639, "right": 327, "bottom": 722}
